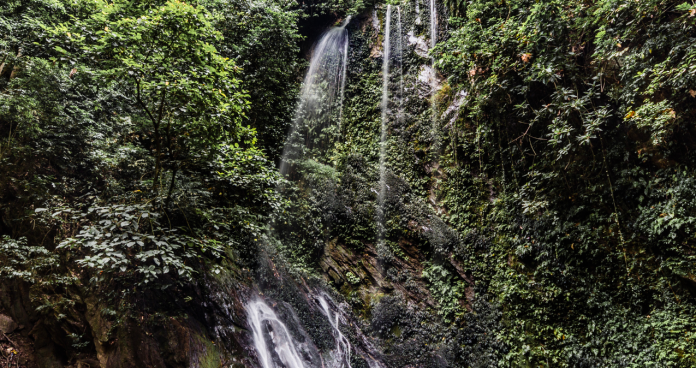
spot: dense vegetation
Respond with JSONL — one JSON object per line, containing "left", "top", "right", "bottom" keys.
{"left": 1, "top": 0, "right": 696, "bottom": 367}
{"left": 431, "top": 0, "right": 696, "bottom": 365}
{"left": 0, "top": 0, "right": 301, "bottom": 364}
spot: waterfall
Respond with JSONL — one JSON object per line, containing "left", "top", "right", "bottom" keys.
{"left": 415, "top": 0, "right": 421, "bottom": 25}
{"left": 245, "top": 294, "right": 384, "bottom": 368}
{"left": 252, "top": 19, "right": 353, "bottom": 367}
{"left": 318, "top": 295, "right": 352, "bottom": 368}
{"left": 339, "top": 31, "right": 350, "bottom": 129}
{"left": 280, "top": 17, "right": 351, "bottom": 175}
{"left": 378, "top": 5, "right": 392, "bottom": 245}
{"left": 429, "top": 0, "right": 439, "bottom": 149}
{"left": 246, "top": 300, "right": 306, "bottom": 368}
{"left": 429, "top": 0, "right": 437, "bottom": 52}
{"left": 397, "top": 6, "right": 404, "bottom": 118}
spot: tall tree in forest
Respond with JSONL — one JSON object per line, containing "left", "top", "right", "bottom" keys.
{"left": 51, "top": 0, "right": 252, "bottom": 195}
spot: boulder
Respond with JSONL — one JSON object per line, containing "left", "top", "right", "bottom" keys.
{"left": 0, "top": 314, "right": 17, "bottom": 334}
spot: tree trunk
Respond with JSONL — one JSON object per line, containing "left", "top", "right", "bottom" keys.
{"left": 8, "top": 50, "right": 22, "bottom": 80}
{"left": 165, "top": 165, "right": 179, "bottom": 207}
{"left": 151, "top": 89, "right": 167, "bottom": 192}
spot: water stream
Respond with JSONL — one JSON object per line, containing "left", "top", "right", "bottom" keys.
{"left": 377, "top": 5, "right": 392, "bottom": 247}
{"left": 280, "top": 18, "right": 351, "bottom": 176}
{"left": 429, "top": 0, "right": 437, "bottom": 52}
{"left": 397, "top": 6, "right": 404, "bottom": 118}
{"left": 318, "top": 295, "right": 352, "bottom": 368}
{"left": 429, "top": 0, "right": 439, "bottom": 150}
{"left": 247, "top": 18, "right": 359, "bottom": 368}
{"left": 246, "top": 300, "right": 306, "bottom": 368}
{"left": 339, "top": 29, "right": 350, "bottom": 129}
{"left": 246, "top": 10, "right": 409, "bottom": 368}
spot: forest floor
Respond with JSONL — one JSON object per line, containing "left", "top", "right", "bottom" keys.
{"left": 0, "top": 332, "right": 36, "bottom": 368}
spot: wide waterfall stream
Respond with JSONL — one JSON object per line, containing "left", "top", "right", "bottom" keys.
{"left": 279, "top": 17, "right": 351, "bottom": 176}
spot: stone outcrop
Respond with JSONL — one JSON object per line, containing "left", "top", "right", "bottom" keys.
{"left": 0, "top": 314, "right": 17, "bottom": 334}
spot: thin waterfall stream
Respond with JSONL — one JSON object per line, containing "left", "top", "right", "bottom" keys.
{"left": 429, "top": 0, "right": 439, "bottom": 149}
{"left": 245, "top": 17, "right": 363, "bottom": 368}
{"left": 339, "top": 33, "right": 349, "bottom": 129}
{"left": 377, "top": 5, "right": 392, "bottom": 248}
{"left": 318, "top": 295, "right": 352, "bottom": 368}
{"left": 397, "top": 6, "right": 404, "bottom": 119}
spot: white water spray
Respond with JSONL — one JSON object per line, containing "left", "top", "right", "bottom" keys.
{"left": 415, "top": 0, "right": 421, "bottom": 25}
{"left": 280, "top": 18, "right": 351, "bottom": 176}
{"left": 397, "top": 6, "right": 404, "bottom": 117}
{"left": 318, "top": 295, "right": 352, "bottom": 368}
{"left": 246, "top": 300, "right": 305, "bottom": 368}
{"left": 339, "top": 30, "right": 350, "bottom": 128}
{"left": 429, "top": 0, "right": 437, "bottom": 52}
{"left": 378, "top": 5, "right": 392, "bottom": 245}
{"left": 429, "top": 0, "right": 439, "bottom": 149}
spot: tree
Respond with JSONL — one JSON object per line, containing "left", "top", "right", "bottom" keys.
{"left": 204, "top": 0, "right": 304, "bottom": 162}
{"left": 51, "top": 0, "right": 252, "bottom": 196}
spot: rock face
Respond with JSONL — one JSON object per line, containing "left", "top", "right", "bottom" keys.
{"left": 0, "top": 314, "right": 17, "bottom": 334}
{"left": 417, "top": 65, "right": 439, "bottom": 98}
{"left": 407, "top": 31, "right": 429, "bottom": 58}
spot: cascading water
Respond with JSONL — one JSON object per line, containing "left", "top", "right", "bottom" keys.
{"left": 339, "top": 30, "right": 350, "bottom": 128}
{"left": 397, "top": 6, "right": 404, "bottom": 118}
{"left": 429, "top": 0, "right": 439, "bottom": 150}
{"left": 245, "top": 293, "right": 383, "bottom": 368}
{"left": 246, "top": 300, "right": 306, "bottom": 368}
{"left": 318, "top": 295, "right": 352, "bottom": 368}
{"left": 429, "top": 0, "right": 437, "bottom": 52}
{"left": 280, "top": 17, "right": 351, "bottom": 176}
{"left": 377, "top": 5, "right": 392, "bottom": 247}
{"left": 246, "top": 17, "right": 359, "bottom": 368}
{"left": 415, "top": 0, "right": 421, "bottom": 25}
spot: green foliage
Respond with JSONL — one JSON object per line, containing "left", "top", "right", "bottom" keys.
{"left": 0, "top": 235, "right": 79, "bottom": 326}
{"left": 5, "top": 0, "right": 696, "bottom": 366}
{"left": 48, "top": 0, "right": 252, "bottom": 192}
{"left": 299, "top": 0, "right": 371, "bottom": 18}
{"left": 421, "top": 261, "right": 465, "bottom": 323}
{"left": 0, "top": 0, "right": 294, "bottom": 358}
{"left": 58, "top": 204, "right": 223, "bottom": 286}
{"left": 215, "top": 144, "right": 285, "bottom": 209}
{"left": 0, "top": 235, "right": 63, "bottom": 284}
{"left": 345, "top": 271, "right": 361, "bottom": 284}
{"left": 204, "top": 0, "right": 304, "bottom": 160}
{"left": 430, "top": 0, "right": 696, "bottom": 365}
{"left": 625, "top": 99, "right": 676, "bottom": 146}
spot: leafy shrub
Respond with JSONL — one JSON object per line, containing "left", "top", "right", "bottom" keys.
{"left": 421, "top": 262, "right": 465, "bottom": 323}
{"left": 58, "top": 204, "right": 224, "bottom": 287}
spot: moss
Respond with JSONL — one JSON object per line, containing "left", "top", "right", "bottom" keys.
{"left": 197, "top": 338, "right": 222, "bottom": 368}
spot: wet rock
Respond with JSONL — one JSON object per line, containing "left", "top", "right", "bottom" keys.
{"left": 371, "top": 9, "right": 380, "bottom": 34}
{"left": 441, "top": 89, "right": 468, "bottom": 127}
{"left": 369, "top": 10, "right": 383, "bottom": 58}
{"left": 407, "top": 31, "right": 429, "bottom": 58}
{"left": 417, "top": 65, "right": 440, "bottom": 98}
{"left": 84, "top": 296, "right": 112, "bottom": 366}
{"left": 0, "top": 314, "right": 17, "bottom": 333}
